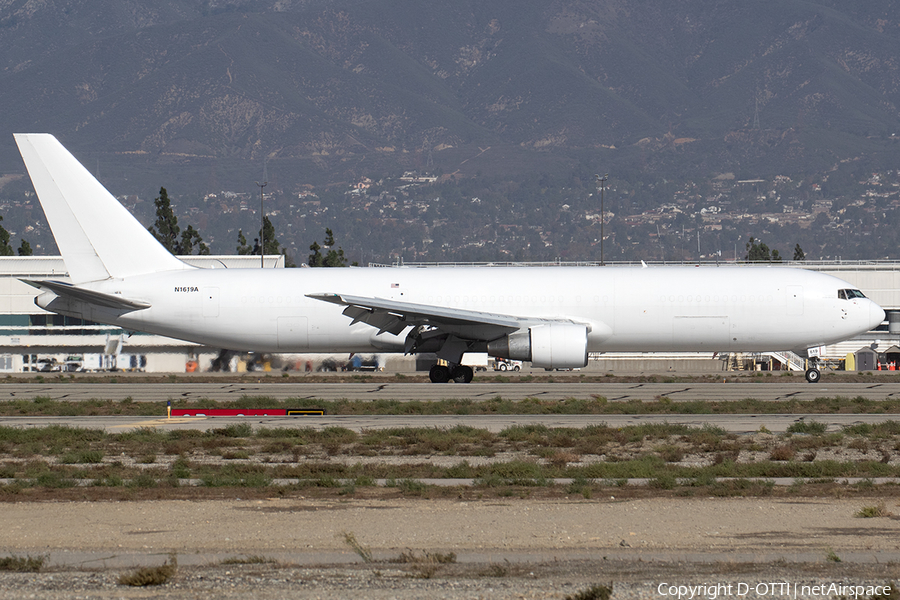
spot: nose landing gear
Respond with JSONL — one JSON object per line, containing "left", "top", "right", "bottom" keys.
{"left": 805, "top": 357, "right": 821, "bottom": 383}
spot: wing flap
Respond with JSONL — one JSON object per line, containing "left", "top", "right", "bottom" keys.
{"left": 21, "top": 279, "right": 150, "bottom": 311}
{"left": 340, "top": 304, "right": 407, "bottom": 335}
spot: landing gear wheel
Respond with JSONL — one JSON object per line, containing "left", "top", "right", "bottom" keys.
{"left": 451, "top": 365, "right": 474, "bottom": 383}
{"left": 805, "top": 368, "right": 821, "bottom": 383}
{"left": 429, "top": 365, "right": 451, "bottom": 383}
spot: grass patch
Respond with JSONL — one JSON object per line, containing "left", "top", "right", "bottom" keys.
{"left": 0, "top": 554, "right": 46, "bottom": 572}
{"left": 211, "top": 423, "right": 253, "bottom": 438}
{"left": 6, "top": 395, "right": 900, "bottom": 418}
{"left": 58, "top": 450, "right": 104, "bottom": 464}
{"left": 4, "top": 414, "right": 900, "bottom": 499}
{"left": 787, "top": 421, "right": 828, "bottom": 434}
{"left": 855, "top": 503, "right": 892, "bottom": 518}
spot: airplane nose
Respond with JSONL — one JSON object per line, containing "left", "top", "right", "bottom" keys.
{"left": 870, "top": 301, "right": 886, "bottom": 330}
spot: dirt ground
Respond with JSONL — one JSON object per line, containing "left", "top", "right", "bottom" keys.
{"left": 2, "top": 496, "right": 900, "bottom": 599}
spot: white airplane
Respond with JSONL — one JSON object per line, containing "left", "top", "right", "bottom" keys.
{"left": 14, "top": 133, "right": 885, "bottom": 383}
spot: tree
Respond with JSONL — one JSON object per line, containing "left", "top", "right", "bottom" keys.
{"left": 148, "top": 187, "right": 180, "bottom": 253}
{"left": 745, "top": 237, "right": 785, "bottom": 263}
{"left": 17, "top": 239, "right": 33, "bottom": 256}
{"left": 261, "top": 216, "right": 280, "bottom": 256}
{"left": 180, "top": 225, "right": 209, "bottom": 255}
{"left": 308, "top": 228, "right": 348, "bottom": 267}
{"left": 308, "top": 240, "right": 323, "bottom": 266}
{"left": 236, "top": 230, "right": 252, "bottom": 255}
{"left": 148, "top": 187, "right": 209, "bottom": 255}
{"left": 254, "top": 216, "right": 295, "bottom": 267}
{"left": 0, "top": 216, "right": 13, "bottom": 256}
{"left": 746, "top": 237, "right": 770, "bottom": 262}
{"left": 793, "top": 244, "right": 805, "bottom": 261}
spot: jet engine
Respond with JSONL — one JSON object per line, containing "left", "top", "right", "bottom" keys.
{"left": 487, "top": 323, "right": 588, "bottom": 369}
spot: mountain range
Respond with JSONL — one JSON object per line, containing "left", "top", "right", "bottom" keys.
{"left": 2, "top": 0, "right": 900, "bottom": 199}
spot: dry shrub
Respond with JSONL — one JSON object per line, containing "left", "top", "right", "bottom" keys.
{"left": 118, "top": 554, "right": 176, "bottom": 586}
{"left": 566, "top": 584, "right": 613, "bottom": 600}
{"left": 769, "top": 445, "right": 795, "bottom": 461}
{"left": 549, "top": 451, "right": 579, "bottom": 468}
{"left": 656, "top": 445, "right": 685, "bottom": 463}
{"left": 848, "top": 439, "right": 871, "bottom": 452}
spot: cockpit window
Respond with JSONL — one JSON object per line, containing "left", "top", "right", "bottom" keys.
{"left": 838, "top": 289, "right": 867, "bottom": 300}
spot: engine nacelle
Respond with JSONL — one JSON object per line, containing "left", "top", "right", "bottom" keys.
{"left": 487, "top": 323, "right": 588, "bottom": 369}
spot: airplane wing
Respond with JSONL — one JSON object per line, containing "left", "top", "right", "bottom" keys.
{"left": 305, "top": 291, "right": 593, "bottom": 364}
{"left": 20, "top": 279, "right": 150, "bottom": 311}
{"left": 307, "top": 292, "right": 524, "bottom": 334}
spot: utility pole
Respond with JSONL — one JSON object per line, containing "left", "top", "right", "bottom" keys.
{"left": 595, "top": 174, "right": 608, "bottom": 266}
{"left": 256, "top": 180, "right": 267, "bottom": 268}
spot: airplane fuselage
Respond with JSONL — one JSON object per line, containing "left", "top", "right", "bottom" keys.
{"left": 14, "top": 134, "right": 886, "bottom": 383}
{"left": 38, "top": 264, "right": 882, "bottom": 355}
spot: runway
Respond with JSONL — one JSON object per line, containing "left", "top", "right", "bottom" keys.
{"left": 2, "top": 380, "right": 900, "bottom": 403}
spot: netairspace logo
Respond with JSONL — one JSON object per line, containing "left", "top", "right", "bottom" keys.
{"left": 656, "top": 582, "right": 892, "bottom": 599}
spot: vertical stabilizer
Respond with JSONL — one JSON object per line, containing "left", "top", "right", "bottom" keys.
{"left": 14, "top": 134, "right": 190, "bottom": 284}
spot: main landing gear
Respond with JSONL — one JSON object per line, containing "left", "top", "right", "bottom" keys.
{"left": 429, "top": 364, "right": 474, "bottom": 383}
{"left": 805, "top": 358, "right": 821, "bottom": 384}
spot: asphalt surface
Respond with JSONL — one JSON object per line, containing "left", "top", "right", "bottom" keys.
{"left": 2, "top": 381, "right": 900, "bottom": 402}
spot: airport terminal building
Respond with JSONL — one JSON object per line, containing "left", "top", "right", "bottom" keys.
{"left": 1, "top": 257, "right": 898, "bottom": 374}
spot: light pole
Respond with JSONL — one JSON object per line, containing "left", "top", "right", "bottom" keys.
{"left": 256, "top": 180, "right": 267, "bottom": 268}
{"left": 595, "top": 174, "right": 608, "bottom": 266}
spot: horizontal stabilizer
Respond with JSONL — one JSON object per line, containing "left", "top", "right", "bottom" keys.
{"left": 21, "top": 279, "right": 150, "bottom": 311}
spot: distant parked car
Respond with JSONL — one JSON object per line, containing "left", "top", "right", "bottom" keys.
{"left": 493, "top": 358, "right": 522, "bottom": 372}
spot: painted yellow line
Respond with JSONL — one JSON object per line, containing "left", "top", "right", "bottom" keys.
{"left": 110, "top": 417, "right": 207, "bottom": 429}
